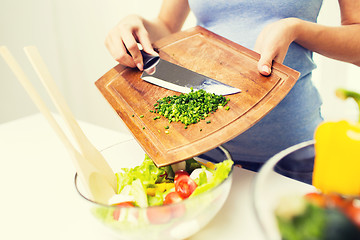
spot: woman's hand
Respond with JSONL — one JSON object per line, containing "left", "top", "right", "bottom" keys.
{"left": 254, "top": 18, "right": 299, "bottom": 76}
{"left": 105, "top": 14, "right": 158, "bottom": 71}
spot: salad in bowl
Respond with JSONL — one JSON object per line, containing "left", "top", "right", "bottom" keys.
{"left": 75, "top": 139, "right": 233, "bottom": 240}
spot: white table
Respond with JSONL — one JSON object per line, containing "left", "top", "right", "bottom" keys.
{"left": 0, "top": 114, "right": 310, "bottom": 240}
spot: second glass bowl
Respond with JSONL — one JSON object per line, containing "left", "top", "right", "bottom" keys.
{"left": 252, "top": 140, "right": 317, "bottom": 240}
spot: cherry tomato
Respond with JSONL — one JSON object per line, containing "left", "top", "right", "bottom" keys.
{"left": 112, "top": 201, "right": 135, "bottom": 220}
{"left": 146, "top": 206, "right": 172, "bottom": 224}
{"left": 325, "top": 193, "right": 347, "bottom": 209}
{"left": 163, "top": 191, "right": 186, "bottom": 219}
{"left": 113, "top": 201, "right": 135, "bottom": 207}
{"left": 304, "top": 192, "right": 360, "bottom": 228}
{"left": 169, "top": 204, "right": 186, "bottom": 219}
{"left": 304, "top": 192, "right": 326, "bottom": 207}
{"left": 174, "top": 170, "right": 189, "bottom": 183}
{"left": 164, "top": 191, "right": 183, "bottom": 205}
{"left": 175, "top": 175, "right": 197, "bottom": 199}
{"left": 343, "top": 199, "right": 360, "bottom": 228}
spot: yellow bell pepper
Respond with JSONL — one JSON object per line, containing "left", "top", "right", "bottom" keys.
{"left": 146, "top": 182, "right": 175, "bottom": 196}
{"left": 313, "top": 88, "right": 360, "bottom": 196}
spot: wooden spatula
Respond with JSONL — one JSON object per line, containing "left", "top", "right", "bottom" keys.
{"left": 0, "top": 46, "right": 115, "bottom": 204}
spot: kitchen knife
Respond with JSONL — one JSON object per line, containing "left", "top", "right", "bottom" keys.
{"left": 140, "top": 50, "right": 241, "bottom": 95}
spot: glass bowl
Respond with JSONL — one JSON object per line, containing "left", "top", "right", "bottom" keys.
{"left": 75, "top": 139, "right": 233, "bottom": 240}
{"left": 252, "top": 140, "right": 317, "bottom": 240}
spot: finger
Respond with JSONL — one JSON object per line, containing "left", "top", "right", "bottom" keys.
{"left": 105, "top": 33, "right": 136, "bottom": 68}
{"left": 137, "top": 28, "right": 158, "bottom": 56}
{"left": 118, "top": 43, "right": 138, "bottom": 68}
{"left": 122, "top": 32, "right": 144, "bottom": 70}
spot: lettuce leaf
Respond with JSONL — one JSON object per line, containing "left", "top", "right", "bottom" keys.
{"left": 130, "top": 179, "right": 148, "bottom": 207}
{"left": 115, "top": 155, "right": 168, "bottom": 194}
{"left": 197, "top": 168, "right": 208, "bottom": 186}
{"left": 147, "top": 191, "right": 164, "bottom": 206}
{"left": 190, "top": 159, "right": 233, "bottom": 197}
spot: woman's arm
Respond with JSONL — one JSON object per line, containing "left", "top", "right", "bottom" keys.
{"left": 255, "top": 0, "right": 360, "bottom": 75}
{"left": 295, "top": 0, "right": 360, "bottom": 66}
{"left": 105, "top": 0, "right": 190, "bottom": 70}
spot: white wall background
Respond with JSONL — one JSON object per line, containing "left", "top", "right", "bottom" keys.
{"left": 313, "top": 1, "right": 360, "bottom": 122}
{"left": 0, "top": 0, "right": 359, "bottom": 132}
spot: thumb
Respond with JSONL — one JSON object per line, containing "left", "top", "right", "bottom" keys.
{"left": 257, "top": 53, "right": 273, "bottom": 76}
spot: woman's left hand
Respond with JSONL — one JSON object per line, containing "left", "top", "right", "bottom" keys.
{"left": 254, "top": 18, "right": 299, "bottom": 76}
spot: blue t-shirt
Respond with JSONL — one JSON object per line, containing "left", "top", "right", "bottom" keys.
{"left": 189, "top": 0, "right": 324, "bottom": 168}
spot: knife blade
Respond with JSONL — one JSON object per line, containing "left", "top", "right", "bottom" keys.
{"left": 140, "top": 50, "right": 241, "bottom": 95}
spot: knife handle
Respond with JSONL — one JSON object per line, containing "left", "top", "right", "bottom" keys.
{"left": 140, "top": 50, "right": 160, "bottom": 70}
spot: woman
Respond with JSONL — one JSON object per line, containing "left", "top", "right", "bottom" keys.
{"left": 105, "top": 0, "right": 360, "bottom": 172}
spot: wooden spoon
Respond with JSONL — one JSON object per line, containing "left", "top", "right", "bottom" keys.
{"left": 23, "top": 46, "right": 116, "bottom": 190}
{"left": 0, "top": 46, "right": 115, "bottom": 204}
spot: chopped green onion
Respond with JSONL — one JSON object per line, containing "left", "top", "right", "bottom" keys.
{"left": 151, "top": 89, "right": 229, "bottom": 129}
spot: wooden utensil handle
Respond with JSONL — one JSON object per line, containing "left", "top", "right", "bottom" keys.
{"left": 23, "top": 46, "right": 116, "bottom": 189}
{"left": 0, "top": 46, "right": 82, "bottom": 166}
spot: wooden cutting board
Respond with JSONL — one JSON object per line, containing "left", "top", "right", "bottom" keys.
{"left": 95, "top": 26, "right": 299, "bottom": 167}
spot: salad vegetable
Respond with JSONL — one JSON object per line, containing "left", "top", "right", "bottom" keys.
{"left": 90, "top": 146, "right": 233, "bottom": 240}
{"left": 313, "top": 88, "right": 360, "bottom": 196}
{"left": 276, "top": 88, "right": 360, "bottom": 240}
{"left": 152, "top": 89, "right": 230, "bottom": 128}
{"left": 109, "top": 155, "right": 233, "bottom": 208}
{"left": 276, "top": 192, "right": 360, "bottom": 240}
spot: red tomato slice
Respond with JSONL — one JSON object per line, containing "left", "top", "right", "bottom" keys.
{"left": 148, "top": 192, "right": 185, "bottom": 224}
{"left": 113, "top": 201, "right": 135, "bottom": 207}
{"left": 175, "top": 175, "right": 197, "bottom": 199}
{"left": 146, "top": 206, "right": 172, "bottom": 224}
{"left": 170, "top": 204, "right": 186, "bottom": 219}
{"left": 164, "top": 191, "right": 183, "bottom": 205}
{"left": 174, "top": 170, "right": 189, "bottom": 183}
{"left": 112, "top": 201, "right": 135, "bottom": 220}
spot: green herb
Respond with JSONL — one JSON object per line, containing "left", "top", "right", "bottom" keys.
{"left": 165, "top": 126, "right": 169, "bottom": 129}
{"left": 152, "top": 89, "right": 229, "bottom": 128}
{"left": 140, "top": 115, "right": 144, "bottom": 118}
{"left": 225, "top": 106, "right": 230, "bottom": 111}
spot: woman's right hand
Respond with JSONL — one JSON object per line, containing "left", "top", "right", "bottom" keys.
{"left": 105, "top": 14, "right": 158, "bottom": 71}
